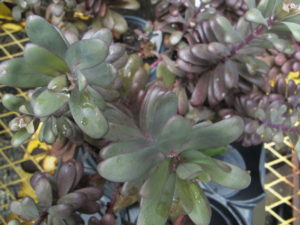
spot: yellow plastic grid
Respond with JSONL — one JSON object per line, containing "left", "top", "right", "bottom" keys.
{"left": 265, "top": 139, "right": 300, "bottom": 225}
{"left": 0, "top": 21, "right": 53, "bottom": 224}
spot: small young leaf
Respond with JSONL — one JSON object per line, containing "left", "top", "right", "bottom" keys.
{"left": 157, "top": 61, "right": 176, "bottom": 88}
{"left": 176, "top": 163, "right": 203, "bottom": 180}
{"left": 245, "top": 8, "right": 268, "bottom": 26}
{"left": 2, "top": 94, "right": 26, "bottom": 112}
{"left": 11, "top": 128, "right": 31, "bottom": 147}
{"left": 215, "top": 16, "right": 243, "bottom": 43}
{"left": 32, "top": 90, "right": 69, "bottom": 117}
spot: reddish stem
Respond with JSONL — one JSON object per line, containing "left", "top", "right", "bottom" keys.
{"left": 33, "top": 211, "right": 48, "bottom": 225}
{"left": 228, "top": 25, "right": 264, "bottom": 58}
{"left": 107, "top": 183, "right": 122, "bottom": 214}
{"left": 228, "top": 17, "right": 275, "bottom": 58}
{"left": 150, "top": 57, "right": 163, "bottom": 68}
{"left": 174, "top": 215, "right": 185, "bottom": 225}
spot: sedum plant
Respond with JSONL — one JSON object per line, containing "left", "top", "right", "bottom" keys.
{"left": 9, "top": 160, "right": 105, "bottom": 225}
{"left": 152, "top": 0, "right": 300, "bottom": 154}
{"left": 0, "top": 15, "right": 127, "bottom": 147}
{"left": 98, "top": 86, "right": 250, "bottom": 225}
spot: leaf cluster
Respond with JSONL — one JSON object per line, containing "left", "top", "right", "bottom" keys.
{"left": 9, "top": 160, "right": 103, "bottom": 225}
{"left": 0, "top": 15, "right": 127, "bottom": 147}
{"left": 98, "top": 86, "right": 250, "bottom": 225}
{"left": 154, "top": 0, "right": 300, "bottom": 151}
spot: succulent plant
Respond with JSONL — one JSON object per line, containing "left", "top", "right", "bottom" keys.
{"left": 230, "top": 76, "right": 300, "bottom": 151}
{"left": 151, "top": 0, "right": 300, "bottom": 151}
{"left": 98, "top": 86, "right": 250, "bottom": 225}
{"left": 0, "top": 15, "right": 127, "bottom": 147}
{"left": 10, "top": 160, "right": 103, "bottom": 225}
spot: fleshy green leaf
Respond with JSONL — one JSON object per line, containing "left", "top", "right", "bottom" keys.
{"left": 185, "top": 117, "right": 244, "bottom": 151}
{"left": 25, "top": 15, "right": 68, "bottom": 58}
{"left": 34, "top": 177, "right": 53, "bottom": 209}
{"left": 157, "top": 115, "right": 192, "bottom": 154}
{"left": 281, "top": 22, "right": 300, "bottom": 42}
{"left": 140, "top": 159, "right": 171, "bottom": 198}
{"left": 103, "top": 105, "right": 143, "bottom": 141}
{"left": 65, "top": 39, "right": 108, "bottom": 70}
{"left": 175, "top": 178, "right": 194, "bottom": 214}
{"left": 90, "top": 28, "right": 113, "bottom": 44}
{"left": 98, "top": 147, "right": 163, "bottom": 182}
{"left": 82, "top": 63, "right": 115, "bottom": 87}
{"left": 69, "top": 88, "right": 108, "bottom": 139}
{"left": 200, "top": 146, "right": 228, "bottom": 157}
{"left": 215, "top": 16, "right": 243, "bottom": 43}
{"left": 101, "top": 139, "right": 148, "bottom": 159}
{"left": 39, "top": 118, "right": 56, "bottom": 144}
{"left": 140, "top": 87, "right": 178, "bottom": 138}
{"left": 47, "top": 75, "right": 69, "bottom": 92}
{"left": 32, "top": 89, "right": 69, "bottom": 117}
{"left": 11, "top": 128, "right": 32, "bottom": 147}
{"left": 76, "top": 70, "right": 88, "bottom": 91}
{"left": 245, "top": 8, "right": 268, "bottom": 26}
{"left": 24, "top": 44, "right": 69, "bottom": 77}
{"left": 186, "top": 182, "right": 211, "bottom": 225}
{"left": 57, "top": 192, "right": 87, "bottom": 209}
{"left": 137, "top": 173, "right": 175, "bottom": 225}
{"left": 0, "top": 58, "right": 51, "bottom": 88}
{"left": 48, "top": 204, "right": 73, "bottom": 218}
{"left": 176, "top": 163, "right": 203, "bottom": 180}
{"left": 10, "top": 197, "right": 39, "bottom": 221}
{"left": 86, "top": 86, "right": 106, "bottom": 111}
{"left": 102, "top": 9, "right": 128, "bottom": 34}
{"left": 201, "top": 160, "right": 251, "bottom": 189}
{"left": 2, "top": 94, "right": 26, "bottom": 112}
{"left": 157, "top": 62, "right": 176, "bottom": 88}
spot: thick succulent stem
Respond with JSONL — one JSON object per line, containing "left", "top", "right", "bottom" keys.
{"left": 33, "top": 211, "right": 48, "bottom": 225}
{"left": 228, "top": 17, "right": 275, "bottom": 58}
{"left": 174, "top": 215, "right": 185, "bottom": 225}
{"left": 228, "top": 25, "right": 264, "bottom": 58}
{"left": 106, "top": 183, "right": 122, "bottom": 214}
